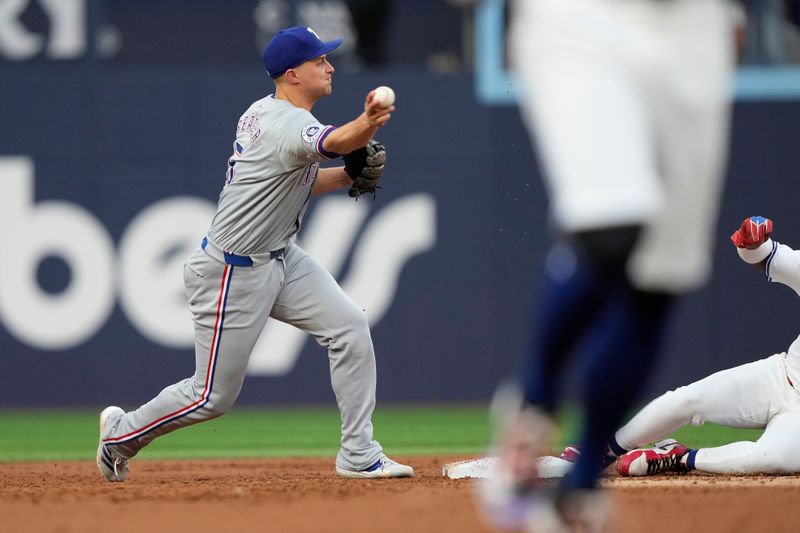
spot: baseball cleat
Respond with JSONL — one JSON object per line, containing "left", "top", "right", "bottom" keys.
{"left": 616, "top": 438, "right": 690, "bottom": 477}
{"left": 559, "top": 444, "right": 618, "bottom": 469}
{"left": 96, "top": 406, "right": 129, "bottom": 482}
{"left": 335, "top": 456, "right": 414, "bottom": 479}
{"left": 554, "top": 489, "right": 613, "bottom": 533}
{"left": 559, "top": 445, "right": 581, "bottom": 463}
{"left": 476, "top": 383, "right": 556, "bottom": 529}
{"left": 522, "top": 494, "right": 571, "bottom": 533}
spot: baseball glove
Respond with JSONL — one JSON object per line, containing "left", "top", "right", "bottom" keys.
{"left": 343, "top": 140, "right": 386, "bottom": 199}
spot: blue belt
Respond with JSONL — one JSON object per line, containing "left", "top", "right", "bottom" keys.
{"left": 201, "top": 238, "right": 284, "bottom": 267}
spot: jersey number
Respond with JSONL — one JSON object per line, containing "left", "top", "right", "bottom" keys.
{"left": 225, "top": 158, "right": 236, "bottom": 185}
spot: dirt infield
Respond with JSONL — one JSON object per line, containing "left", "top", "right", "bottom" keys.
{"left": 2, "top": 456, "right": 798, "bottom": 533}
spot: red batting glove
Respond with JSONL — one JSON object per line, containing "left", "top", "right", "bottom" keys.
{"left": 730, "top": 216, "right": 773, "bottom": 249}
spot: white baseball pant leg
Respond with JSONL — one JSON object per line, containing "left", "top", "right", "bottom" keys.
{"left": 103, "top": 246, "right": 283, "bottom": 459}
{"left": 627, "top": 0, "right": 734, "bottom": 293}
{"left": 269, "top": 244, "right": 383, "bottom": 471}
{"left": 511, "top": 0, "right": 734, "bottom": 293}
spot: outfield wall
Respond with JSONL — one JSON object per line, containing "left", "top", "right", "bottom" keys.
{"left": 2, "top": 67, "right": 799, "bottom": 406}
{"left": 2, "top": 2, "right": 800, "bottom": 407}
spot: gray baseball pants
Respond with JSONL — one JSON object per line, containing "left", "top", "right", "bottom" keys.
{"left": 101, "top": 242, "right": 383, "bottom": 471}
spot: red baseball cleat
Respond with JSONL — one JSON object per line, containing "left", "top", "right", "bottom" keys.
{"left": 617, "top": 439, "right": 690, "bottom": 477}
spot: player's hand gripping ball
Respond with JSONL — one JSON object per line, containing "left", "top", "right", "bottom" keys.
{"left": 373, "top": 86, "right": 395, "bottom": 108}
{"left": 343, "top": 139, "right": 387, "bottom": 199}
{"left": 730, "top": 216, "right": 773, "bottom": 249}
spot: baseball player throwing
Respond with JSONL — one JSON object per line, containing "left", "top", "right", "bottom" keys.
{"left": 96, "top": 26, "right": 413, "bottom": 481}
{"left": 608, "top": 216, "right": 800, "bottom": 476}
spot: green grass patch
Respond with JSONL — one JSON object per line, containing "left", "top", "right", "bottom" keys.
{"left": 0, "top": 405, "right": 764, "bottom": 462}
{"left": 0, "top": 405, "right": 492, "bottom": 462}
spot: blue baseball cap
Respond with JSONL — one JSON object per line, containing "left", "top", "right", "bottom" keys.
{"left": 263, "top": 26, "right": 343, "bottom": 79}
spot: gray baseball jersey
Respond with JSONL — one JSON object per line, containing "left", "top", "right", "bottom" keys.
{"left": 100, "top": 94, "right": 384, "bottom": 472}
{"left": 208, "top": 94, "right": 337, "bottom": 255}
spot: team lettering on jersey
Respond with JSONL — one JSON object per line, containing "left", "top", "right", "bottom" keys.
{"left": 302, "top": 162, "right": 319, "bottom": 187}
{"left": 237, "top": 115, "right": 262, "bottom": 144}
{"left": 226, "top": 115, "right": 262, "bottom": 186}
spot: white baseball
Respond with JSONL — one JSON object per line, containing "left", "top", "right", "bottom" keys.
{"left": 373, "top": 86, "right": 395, "bottom": 108}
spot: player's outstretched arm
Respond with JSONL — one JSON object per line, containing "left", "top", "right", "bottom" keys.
{"left": 312, "top": 167, "right": 351, "bottom": 196}
{"left": 321, "top": 90, "right": 393, "bottom": 155}
{"left": 733, "top": 216, "right": 800, "bottom": 296}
